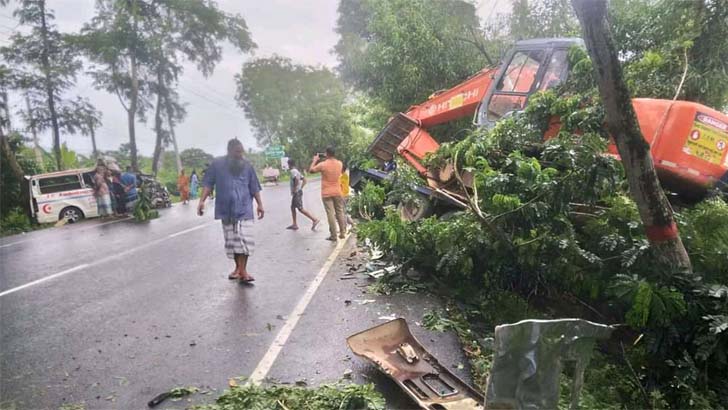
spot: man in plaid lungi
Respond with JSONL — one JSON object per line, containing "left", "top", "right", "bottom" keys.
{"left": 198, "top": 139, "right": 264, "bottom": 283}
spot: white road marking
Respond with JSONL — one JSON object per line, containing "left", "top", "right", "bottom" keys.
{"left": 0, "top": 264, "right": 90, "bottom": 298}
{"left": 0, "top": 217, "right": 133, "bottom": 249}
{"left": 167, "top": 223, "right": 211, "bottom": 238}
{"left": 249, "top": 233, "right": 351, "bottom": 385}
{"left": 0, "top": 221, "right": 215, "bottom": 298}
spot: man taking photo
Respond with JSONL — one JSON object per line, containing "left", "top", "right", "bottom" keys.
{"left": 309, "top": 147, "right": 346, "bottom": 241}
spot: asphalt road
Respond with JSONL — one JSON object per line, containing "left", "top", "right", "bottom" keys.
{"left": 0, "top": 180, "right": 470, "bottom": 410}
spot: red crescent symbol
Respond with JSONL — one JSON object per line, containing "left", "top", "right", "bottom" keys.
{"left": 42, "top": 204, "right": 51, "bottom": 213}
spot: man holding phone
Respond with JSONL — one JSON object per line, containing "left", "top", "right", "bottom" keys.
{"left": 198, "top": 138, "right": 264, "bottom": 282}
{"left": 309, "top": 146, "right": 346, "bottom": 241}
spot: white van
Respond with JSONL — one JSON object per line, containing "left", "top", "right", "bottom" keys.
{"left": 28, "top": 168, "right": 99, "bottom": 224}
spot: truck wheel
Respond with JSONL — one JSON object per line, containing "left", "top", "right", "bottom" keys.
{"left": 59, "top": 206, "right": 84, "bottom": 223}
{"left": 398, "top": 196, "right": 433, "bottom": 221}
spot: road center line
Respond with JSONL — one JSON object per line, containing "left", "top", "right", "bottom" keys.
{"left": 0, "top": 221, "right": 215, "bottom": 298}
{"left": 249, "top": 233, "right": 351, "bottom": 385}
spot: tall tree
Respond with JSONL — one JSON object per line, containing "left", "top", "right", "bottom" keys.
{"left": 0, "top": 0, "right": 85, "bottom": 170}
{"left": 509, "top": 0, "right": 580, "bottom": 40}
{"left": 71, "top": 98, "right": 103, "bottom": 158}
{"left": 79, "top": 0, "right": 254, "bottom": 173}
{"left": 334, "top": 0, "right": 487, "bottom": 112}
{"left": 571, "top": 0, "right": 692, "bottom": 273}
{"left": 610, "top": 0, "right": 728, "bottom": 109}
{"left": 147, "top": 1, "right": 255, "bottom": 175}
{"left": 236, "top": 57, "right": 353, "bottom": 164}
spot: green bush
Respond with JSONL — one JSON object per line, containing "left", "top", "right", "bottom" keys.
{"left": 356, "top": 74, "right": 728, "bottom": 408}
{"left": 0, "top": 208, "right": 32, "bottom": 235}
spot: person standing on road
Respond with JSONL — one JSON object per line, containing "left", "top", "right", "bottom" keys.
{"left": 309, "top": 147, "right": 346, "bottom": 241}
{"left": 198, "top": 138, "right": 264, "bottom": 283}
{"left": 286, "top": 159, "right": 320, "bottom": 231}
{"left": 177, "top": 169, "right": 190, "bottom": 205}
{"left": 190, "top": 169, "right": 199, "bottom": 200}
{"left": 93, "top": 165, "right": 112, "bottom": 218}
{"left": 340, "top": 163, "right": 354, "bottom": 226}
{"left": 120, "top": 166, "right": 139, "bottom": 213}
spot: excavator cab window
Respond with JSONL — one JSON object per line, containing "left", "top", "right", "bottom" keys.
{"left": 477, "top": 44, "right": 572, "bottom": 127}
{"left": 486, "top": 49, "right": 545, "bottom": 122}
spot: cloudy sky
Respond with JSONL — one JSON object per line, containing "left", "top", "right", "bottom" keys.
{"left": 0, "top": 0, "right": 509, "bottom": 158}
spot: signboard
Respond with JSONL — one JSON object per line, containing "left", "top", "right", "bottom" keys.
{"left": 265, "top": 145, "right": 285, "bottom": 158}
{"left": 683, "top": 112, "right": 728, "bottom": 166}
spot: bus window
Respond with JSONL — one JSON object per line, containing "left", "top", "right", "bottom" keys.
{"left": 38, "top": 175, "right": 82, "bottom": 194}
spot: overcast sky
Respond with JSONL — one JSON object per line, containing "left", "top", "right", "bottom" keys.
{"left": 0, "top": 0, "right": 510, "bottom": 158}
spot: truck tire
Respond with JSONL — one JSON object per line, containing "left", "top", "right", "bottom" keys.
{"left": 398, "top": 196, "right": 433, "bottom": 221}
{"left": 59, "top": 206, "right": 84, "bottom": 223}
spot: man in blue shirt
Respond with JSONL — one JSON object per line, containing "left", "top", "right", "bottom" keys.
{"left": 120, "top": 166, "right": 139, "bottom": 213}
{"left": 198, "top": 138, "right": 264, "bottom": 283}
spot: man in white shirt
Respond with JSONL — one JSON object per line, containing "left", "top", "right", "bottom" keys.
{"left": 287, "top": 159, "right": 320, "bottom": 231}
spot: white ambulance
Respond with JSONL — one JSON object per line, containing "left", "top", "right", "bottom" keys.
{"left": 28, "top": 168, "right": 99, "bottom": 224}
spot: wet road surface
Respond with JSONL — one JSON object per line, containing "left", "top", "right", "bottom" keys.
{"left": 0, "top": 180, "right": 469, "bottom": 409}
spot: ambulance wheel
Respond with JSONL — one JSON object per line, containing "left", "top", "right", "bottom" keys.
{"left": 59, "top": 206, "right": 84, "bottom": 223}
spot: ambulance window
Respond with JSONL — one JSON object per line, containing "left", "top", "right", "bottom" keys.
{"left": 539, "top": 50, "right": 569, "bottom": 90}
{"left": 496, "top": 50, "right": 544, "bottom": 93}
{"left": 38, "top": 175, "right": 82, "bottom": 194}
{"left": 82, "top": 172, "right": 95, "bottom": 187}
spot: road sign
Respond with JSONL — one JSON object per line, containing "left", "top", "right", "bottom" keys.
{"left": 265, "top": 145, "right": 285, "bottom": 158}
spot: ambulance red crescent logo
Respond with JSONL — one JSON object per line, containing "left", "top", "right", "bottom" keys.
{"left": 42, "top": 204, "right": 52, "bottom": 213}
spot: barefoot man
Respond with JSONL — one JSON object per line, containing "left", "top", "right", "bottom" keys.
{"left": 286, "top": 158, "right": 320, "bottom": 231}
{"left": 198, "top": 138, "right": 264, "bottom": 282}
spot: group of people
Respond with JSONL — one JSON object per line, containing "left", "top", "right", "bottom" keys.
{"left": 195, "top": 139, "right": 355, "bottom": 285}
{"left": 286, "top": 147, "right": 352, "bottom": 241}
{"left": 176, "top": 168, "right": 200, "bottom": 205}
{"left": 93, "top": 161, "right": 139, "bottom": 218}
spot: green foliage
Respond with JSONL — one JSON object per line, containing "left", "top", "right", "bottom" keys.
{"left": 334, "top": 0, "right": 487, "bottom": 112}
{"left": 0, "top": 208, "right": 32, "bottom": 236}
{"left": 235, "top": 56, "right": 356, "bottom": 165}
{"left": 133, "top": 185, "right": 159, "bottom": 222}
{"left": 195, "top": 382, "right": 385, "bottom": 410}
{"left": 611, "top": 0, "right": 728, "bottom": 108}
{"left": 348, "top": 181, "right": 387, "bottom": 221}
{"left": 0, "top": 132, "right": 41, "bottom": 218}
{"left": 180, "top": 148, "right": 213, "bottom": 173}
{"left": 509, "top": 0, "right": 580, "bottom": 40}
{"left": 678, "top": 199, "right": 728, "bottom": 283}
{"left": 357, "top": 80, "right": 728, "bottom": 407}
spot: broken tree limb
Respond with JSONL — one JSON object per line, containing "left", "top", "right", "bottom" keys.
{"left": 571, "top": 0, "right": 692, "bottom": 274}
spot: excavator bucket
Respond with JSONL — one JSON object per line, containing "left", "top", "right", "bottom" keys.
{"left": 347, "top": 318, "right": 485, "bottom": 410}
{"left": 367, "top": 113, "right": 418, "bottom": 163}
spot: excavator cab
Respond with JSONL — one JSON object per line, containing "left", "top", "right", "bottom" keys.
{"left": 475, "top": 38, "right": 582, "bottom": 127}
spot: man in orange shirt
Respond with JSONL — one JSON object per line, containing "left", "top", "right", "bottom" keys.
{"left": 309, "top": 147, "right": 347, "bottom": 241}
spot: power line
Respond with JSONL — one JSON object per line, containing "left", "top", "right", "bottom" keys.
{"left": 177, "top": 85, "right": 243, "bottom": 119}
{"left": 179, "top": 82, "right": 234, "bottom": 108}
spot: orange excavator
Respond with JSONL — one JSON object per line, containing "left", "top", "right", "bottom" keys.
{"left": 361, "top": 38, "right": 728, "bottom": 219}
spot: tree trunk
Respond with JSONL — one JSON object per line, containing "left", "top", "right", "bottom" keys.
{"left": 25, "top": 94, "right": 45, "bottom": 171}
{"left": 571, "top": 0, "right": 692, "bottom": 273}
{"left": 127, "top": 0, "right": 139, "bottom": 172}
{"left": 0, "top": 89, "right": 12, "bottom": 132}
{"left": 0, "top": 124, "right": 32, "bottom": 219}
{"left": 39, "top": 0, "right": 63, "bottom": 171}
{"left": 89, "top": 122, "right": 98, "bottom": 158}
{"left": 152, "top": 66, "right": 165, "bottom": 176}
{"left": 164, "top": 95, "right": 182, "bottom": 173}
